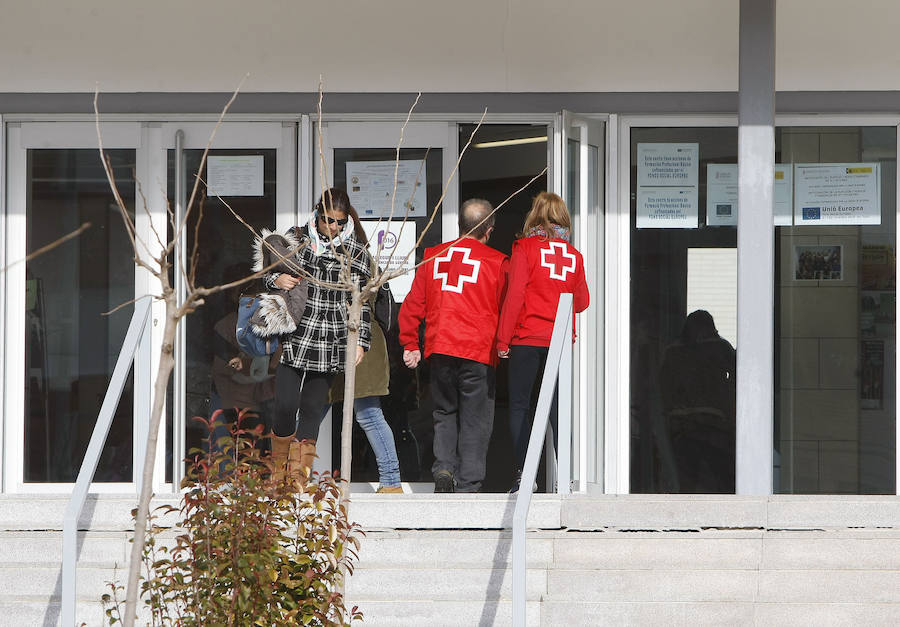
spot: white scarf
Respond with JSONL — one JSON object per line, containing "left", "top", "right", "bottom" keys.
{"left": 306, "top": 210, "right": 354, "bottom": 256}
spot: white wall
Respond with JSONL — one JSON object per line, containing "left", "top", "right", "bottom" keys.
{"left": 0, "top": 0, "right": 739, "bottom": 93}
{"left": 0, "top": 1, "right": 897, "bottom": 95}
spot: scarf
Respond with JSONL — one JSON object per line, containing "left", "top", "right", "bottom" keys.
{"left": 306, "top": 211, "right": 355, "bottom": 256}
{"left": 525, "top": 224, "right": 570, "bottom": 242}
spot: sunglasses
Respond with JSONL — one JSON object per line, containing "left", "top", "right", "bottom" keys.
{"left": 317, "top": 213, "right": 349, "bottom": 226}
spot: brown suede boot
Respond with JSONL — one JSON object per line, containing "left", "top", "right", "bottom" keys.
{"left": 298, "top": 439, "right": 317, "bottom": 481}
{"left": 270, "top": 435, "right": 296, "bottom": 484}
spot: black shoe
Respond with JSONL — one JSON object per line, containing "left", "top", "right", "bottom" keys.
{"left": 434, "top": 470, "right": 455, "bottom": 493}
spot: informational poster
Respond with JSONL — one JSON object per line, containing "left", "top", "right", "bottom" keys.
{"left": 793, "top": 244, "right": 843, "bottom": 281}
{"left": 795, "top": 163, "right": 880, "bottom": 225}
{"left": 362, "top": 220, "right": 417, "bottom": 302}
{"left": 705, "top": 164, "right": 793, "bottom": 226}
{"left": 207, "top": 155, "right": 264, "bottom": 197}
{"left": 347, "top": 160, "right": 427, "bottom": 218}
{"left": 636, "top": 143, "right": 699, "bottom": 229}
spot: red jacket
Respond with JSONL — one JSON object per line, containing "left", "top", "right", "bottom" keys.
{"left": 399, "top": 238, "right": 509, "bottom": 366}
{"left": 497, "top": 235, "right": 589, "bottom": 351}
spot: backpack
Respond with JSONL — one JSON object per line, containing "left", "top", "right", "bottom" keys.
{"left": 236, "top": 295, "right": 281, "bottom": 358}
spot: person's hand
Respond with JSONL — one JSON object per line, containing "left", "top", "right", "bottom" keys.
{"left": 228, "top": 357, "right": 243, "bottom": 371}
{"left": 403, "top": 349, "right": 421, "bottom": 369}
{"left": 497, "top": 349, "right": 510, "bottom": 359}
{"left": 355, "top": 345, "right": 365, "bottom": 366}
{"left": 274, "top": 274, "right": 300, "bottom": 290}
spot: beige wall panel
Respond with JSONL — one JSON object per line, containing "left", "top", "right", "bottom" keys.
{"left": 777, "top": 0, "right": 900, "bottom": 90}
{"left": 779, "top": 440, "right": 820, "bottom": 493}
{"left": 780, "top": 133, "right": 820, "bottom": 163}
{"left": 779, "top": 389, "right": 858, "bottom": 441}
{"left": 0, "top": 1, "right": 740, "bottom": 93}
{"left": 819, "top": 338, "right": 860, "bottom": 390}
{"left": 819, "top": 133, "right": 861, "bottom": 162}
{"left": 779, "top": 338, "right": 820, "bottom": 390}
{"left": 780, "top": 286, "right": 858, "bottom": 338}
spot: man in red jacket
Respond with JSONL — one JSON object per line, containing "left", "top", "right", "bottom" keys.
{"left": 398, "top": 199, "right": 509, "bottom": 493}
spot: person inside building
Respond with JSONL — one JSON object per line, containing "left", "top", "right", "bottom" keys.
{"left": 659, "top": 309, "right": 736, "bottom": 493}
{"left": 324, "top": 206, "right": 403, "bottom": 494}
{"left": 265, "top": 188, "right": 372, "bottom": 485}
{"left": 496, "top": 192, "right": 590, "bottom": 493}
{"left": 208, "top": 263, "right": 277, "bottom": 470}
{"left": 398, "top": 198, "right": 509, "bottom": 493}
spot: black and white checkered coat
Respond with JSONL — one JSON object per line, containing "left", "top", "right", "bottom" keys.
{"left": 266, "top": 226, "right": 372, "bottom": 373}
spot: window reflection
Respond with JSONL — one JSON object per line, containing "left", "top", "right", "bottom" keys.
{"left": 25, "top": 149, "right": 136, "bottom": 482}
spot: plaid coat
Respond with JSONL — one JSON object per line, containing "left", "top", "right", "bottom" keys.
{"left": 266, "top": 226, "right": 372, "bottom": 373}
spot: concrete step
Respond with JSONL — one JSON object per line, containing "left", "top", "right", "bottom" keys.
{"left": 542, "top": 601, "right": 900, "bottom": 627}
{"left": 0, "top": 565, "right": 123, "bottom": 601}
{"left": 0, "top": 600, "right": 110, "bottom": 627}
{"left": 353, "top": 600, "right": 541, "bottom": 627}
{"left": 346, "top": 567, "right": 546, "bottom": 602}
{"left": 0, "top": 531, "right": 129, "bottom": 566}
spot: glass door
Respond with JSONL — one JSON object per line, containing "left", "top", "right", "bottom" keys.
{"left": 558, "top": 112, "right": 606, "bottom": 491}
{"left": 314, "top": 120, "right": 455, "bottom": 486}
{"left": 4, "top": 122, "right": 143, "bottom": 491}
{"left": 161, "top": 122, "right": 295, "bottom": 487}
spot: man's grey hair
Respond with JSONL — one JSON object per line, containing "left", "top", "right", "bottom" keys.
{"left": 458, "top": 198, "right": 495, "bottom": 240}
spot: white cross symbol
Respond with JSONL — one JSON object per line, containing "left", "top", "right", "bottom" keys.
{"left": 433, "top": 246, "right": 481, "bottom": 293}
{"left": 541, "top": 241, "right": 576, "bottom": 280}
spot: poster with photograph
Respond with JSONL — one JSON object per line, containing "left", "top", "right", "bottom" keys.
{"left": 636, "top": 143, "right": 699, "bottom": 229}
{"left": 347, "top": 160, "right": 427, "bottom": 218}
{"left": 795, "top": 163, "right": 880, "bottom": 225}
{"left": 207, "top": 155, "right": 264, "bottom": 196}
{"left": 861, "top": 340, "right": 885, "bottom": 410}
{"left": 361, "top": 220, "right": 417, "bottom": 302}
{"left": 861, "top": 244, "right": 896, "bottom": 290}
{"left": 794, "top": 244, "right": 843, "bottom": 281}
{"left": 705, "top": 164, "right": 793, "bottom": 226}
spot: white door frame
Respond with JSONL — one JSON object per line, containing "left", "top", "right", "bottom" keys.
{"left": 2, "top": 121, "right": 145, "bottom": 493}
{"left": 159, "top": 121, "right": 297, "bottom": 490}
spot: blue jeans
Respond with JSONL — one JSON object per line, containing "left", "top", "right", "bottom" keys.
{"left": 327, "top": 396, "right": 401, "bottom": 487}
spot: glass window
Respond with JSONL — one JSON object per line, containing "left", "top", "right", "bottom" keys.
{"left": 25, "top": 149, "right": 136, "bottom": 482}
{"left": 630, "top": 127, "right": 738, "bottom": 494}
{"left": 775, "top": 126, "right": 897, "bottom": 494}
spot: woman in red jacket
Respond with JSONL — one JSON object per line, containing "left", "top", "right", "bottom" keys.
{"left": 497, "top": 192, "right": 589, "bottom": 492}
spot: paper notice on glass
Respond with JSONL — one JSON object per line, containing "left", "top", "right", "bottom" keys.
{"left": 347, "top": 160, "right": 427, "bottom": 218}
{"left": 636, "top": 143, "right": 699, "bottom": 228}
{"left": 795, "top": 162, "right": 880, "bottom": 225}
{"left": 705, "top": 164, "right": 793, "bottom": 226}
{"left": 362, "top": 220, "right": 417, "bottom": 302}
{"left": 706, "top": 164, "right": 738, "bottom": 226}
{"left": 207, "top": 155, "right": 264, "bottom": 197}
{"left": 774, "top": 165, "right": 793, "bottom": 225}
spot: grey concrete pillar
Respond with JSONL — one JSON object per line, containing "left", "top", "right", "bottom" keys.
{"left": 736, "top": 0, "right": 776, "bottom": 495}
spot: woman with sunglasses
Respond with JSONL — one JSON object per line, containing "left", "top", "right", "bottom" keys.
{"left": 266, "top": 187, "right": 372, "bottom": 484}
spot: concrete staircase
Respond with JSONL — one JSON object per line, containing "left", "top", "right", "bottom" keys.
{"left": 3, "top": 494, "right": 900, "bottom": 625}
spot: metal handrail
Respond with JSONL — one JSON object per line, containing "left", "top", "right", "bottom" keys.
{"left": 62, "top": 295, "right": 153, "bottom": 627}
{"left": 512, "top": 293, "right": 574, "bottom": 626}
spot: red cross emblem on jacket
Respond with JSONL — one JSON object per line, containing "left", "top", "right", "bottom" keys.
{"left": 540, "top": 241, "right": 577, "bottom": 280}
{"left": 433, "top": 246, "right": 481, "bottom": 293}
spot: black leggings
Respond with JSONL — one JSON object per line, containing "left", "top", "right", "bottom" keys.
{"left": 508, "top": 344, "right": 558, "bottom": 470}
{"left": 273, "top": 364, "right": 335, "bottom": 441}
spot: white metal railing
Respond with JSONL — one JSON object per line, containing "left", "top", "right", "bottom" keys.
{"left": 512, "top": 293, "right": 573, "bottom": 626}
{"left": 62, "top": 295, "right": 152, "bottom": 627}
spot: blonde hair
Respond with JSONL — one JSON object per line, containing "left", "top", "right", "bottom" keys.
{"left": 522, "top": 192, "right": 571, "bottom": 236}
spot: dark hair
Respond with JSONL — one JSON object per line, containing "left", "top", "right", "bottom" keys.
{"left": 680, "top": 309, "right": 718, "bottom": 344}
{"left": 315, "top": 187, "right": 367, "bottom": 244}
{"left": 458, "top": 198, "right": 495, "bottom": 239}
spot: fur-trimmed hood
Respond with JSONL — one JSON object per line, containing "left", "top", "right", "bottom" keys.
{"left": 252, "top": 228, "right": 302, "bottom": 274}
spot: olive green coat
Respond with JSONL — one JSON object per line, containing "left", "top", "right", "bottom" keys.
{"left": 329, "top": 321, "right": 389, "bottom": 402}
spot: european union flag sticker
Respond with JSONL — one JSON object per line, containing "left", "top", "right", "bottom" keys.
{"left": 802, "top": 207, "right": 821, "bottom": 220}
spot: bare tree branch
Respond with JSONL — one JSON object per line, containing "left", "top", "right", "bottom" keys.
{"left": 1, "top": 222, "right": 92, "bottom": 271}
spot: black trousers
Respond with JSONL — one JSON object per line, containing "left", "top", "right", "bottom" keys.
{"left": 667, "top": 412, "right": 735, "bottom": 494}
{"left": 429, "top": 354, "right": 495, "bottom": 493}
{"left": 508, "top": 344, "right": 558, "bottom": 471}
{"left": 273, "top": 364, "right": 334, "bottom": 441}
